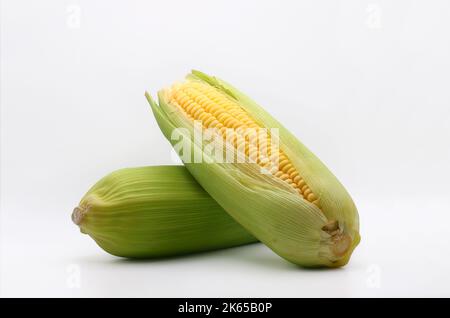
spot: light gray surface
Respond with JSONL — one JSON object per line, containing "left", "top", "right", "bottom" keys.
{"left": 1, "top": 0, "right": 450, "bottom": 297}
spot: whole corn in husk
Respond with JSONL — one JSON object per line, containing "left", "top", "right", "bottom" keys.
{"left": 72, "top": 166, "right": 257, "bottom": 258}
{"left": 146, "top": 70, "right": 360, "bottom": 267}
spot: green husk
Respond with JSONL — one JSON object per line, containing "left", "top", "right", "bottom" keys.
{"left": 72, "top": 166, "right": 257, "bottom": 258}
{"left": 146, "top": 70, "right": 360, "bottom": 267}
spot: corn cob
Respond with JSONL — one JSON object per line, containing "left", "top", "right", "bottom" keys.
{"left": 72, "top": 166, "right": 257, "bottom": 258}
{"left": 146, "top": 70, "right": 360, "bottom": 267}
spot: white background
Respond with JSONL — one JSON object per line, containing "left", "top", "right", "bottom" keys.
{"left": 1, "top": 0, "right": 450, "bottom": 297}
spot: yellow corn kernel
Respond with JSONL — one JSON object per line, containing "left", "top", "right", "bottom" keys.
{"left": 168, "top": 81, "right": 319, "bottom": 205}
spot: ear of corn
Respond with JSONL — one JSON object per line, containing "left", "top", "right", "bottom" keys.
{"left": 72, "top": 166, "right": 257, "bottom": 258}
{"left": 146, "top": 70, "right": 360, "bottom": 267}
